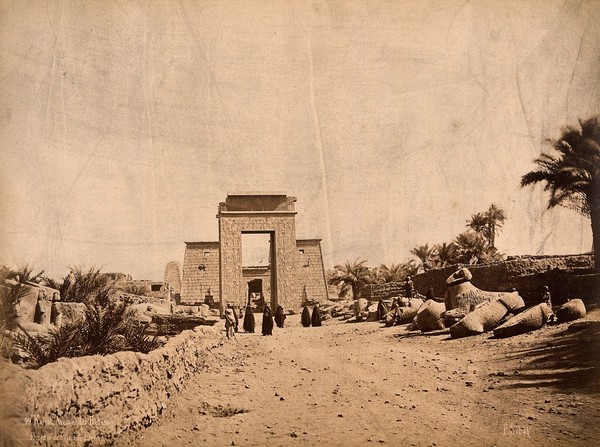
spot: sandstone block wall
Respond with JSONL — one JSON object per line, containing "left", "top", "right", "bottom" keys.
{"left": 296, "top": 239, "right": 329, "bottom": 304}
{"left": 118, "top": 280, "right": 170, "bottom": 300}
{"left": 180, "top": 239, "right": 329, "bottom": 311}
{"left": 163, "top": 261, "right": 182, "bottom": 294}
{"left": 0, "top": 326, "right": 224, "bottom": 446}
{"left": 181, "top": 242, "right": 220, "bottom": 304}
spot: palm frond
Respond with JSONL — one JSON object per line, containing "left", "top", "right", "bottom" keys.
{"left": 12, "top": 322, "right": 82, "bottom": 368}
{"left": 522, "top": 114, "right": 599, "bottom": 220}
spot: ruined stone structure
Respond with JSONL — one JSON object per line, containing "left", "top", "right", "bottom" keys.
{"left": 180, "top": 193, "right": 329, "bottom": 312}
{"left": 163, "top": 261, "right": 182, "bottom": 295}
{"left": 181, "top": 242, "right": 220, "bottom": 305}
{"left": 296, "top": 239, "right": 329, "bottom": 304}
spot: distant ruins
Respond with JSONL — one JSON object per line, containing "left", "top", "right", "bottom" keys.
{"left": 181, "top": 193, "right": 329, "bottom": 313}
{"left": 163, "top": 261, "right": 182, "bottom": 301}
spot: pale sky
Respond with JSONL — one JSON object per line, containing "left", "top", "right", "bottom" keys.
{"left": 1, "top": 0, "right": 598, "bottom": 280}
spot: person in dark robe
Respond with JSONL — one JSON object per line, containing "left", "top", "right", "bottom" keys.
{"left": 425, "top": 287, "right": 435, "bottom": 302}
{"left": 243, "top": 305, "right": 255, "bottom": 333}
{"left": 311, "top": 304, "right": 322, "bottom": 327}
{"left": 541, "top": 286, "right": 552, "bottom": 308}
{"left": 274, "top": 305, "right": 286, "bottom": 328}
{"left": 377, "top": 298, "right": 388, "bottom": 321}
{"left": 301, "top": 306, "right": 311, "bottom": 327}
{"left": 405, "top": 276, "right": 415, "bottom": 298}
{"left": 262, "top": 305, "right": 274, "bottom": 336}
{"left": 539, "top": 285, "right": 558, "bottom": 324}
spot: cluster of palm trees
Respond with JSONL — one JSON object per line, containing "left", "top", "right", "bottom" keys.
{"left": 329, "top": 114, "right": 600, "bottom": 300}
{"left": 410, "top": 203, "right": 507, "bottom": 272}
{"left": 327, "top": 258, "right": 420, "bottom": 300}
{"left": 328, "top": 205, "right": 509, "bottom": 299}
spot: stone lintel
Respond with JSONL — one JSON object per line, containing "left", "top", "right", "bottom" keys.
{"left": 227, "top": 191, "right": 288, "bottom": 196}
{"left": 184, "top": 241, "right": 220, "bottom": 246}
{"left": 217, "top": 211, "right": 298, "bottom": 216}
{"left": 220, "top": 193, "right": 297, "bottom": 213}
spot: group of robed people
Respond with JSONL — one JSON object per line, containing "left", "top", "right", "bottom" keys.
{"left": 301, "top": 305, "right": 322, "bottom": 327}
{"left": 225, "top": 301, "right": 287, "bottom": 338}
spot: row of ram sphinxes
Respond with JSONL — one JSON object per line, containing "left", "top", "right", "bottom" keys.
{"left": 378, "top": 267, "right": 587, "bottom": 338}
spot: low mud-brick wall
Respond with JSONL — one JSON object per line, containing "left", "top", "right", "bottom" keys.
{"left": 365, "top": 282, "right": 405, "bottom": 300}
{"left": 411, "top": 255, "right": 597, "bottom": 306}
{"left": 152, "top": 314, "right": 220, "bottom": 335}
{"left": 0, "top": 326, "right": 224, "bottom": 446}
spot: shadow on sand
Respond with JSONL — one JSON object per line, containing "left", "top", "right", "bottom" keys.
{"left": 495, "top": 320, "right": 600, "bottom": 393}
{"left": 392, "top": 328, "right": 450, "bottom": 339}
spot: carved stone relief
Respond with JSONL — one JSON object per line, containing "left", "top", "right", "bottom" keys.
{"left": 219, "top": 213, "right": 299, "bottom": 311}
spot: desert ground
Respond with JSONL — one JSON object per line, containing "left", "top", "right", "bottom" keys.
{"left": 117, "top": 308, "right": 600, "bottom": 447}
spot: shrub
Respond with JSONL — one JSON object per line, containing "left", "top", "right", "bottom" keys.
{"left": 14, "top": 301, "right": 163, "bottom": 368}
{"left": 121, "top": 320, "right": 161, "bottom": 354}
{"left": 12, "top": 321, "right": 82, "bottom": 368}
{"left": 45, "top": 266, "right": 114, "bottom": 305}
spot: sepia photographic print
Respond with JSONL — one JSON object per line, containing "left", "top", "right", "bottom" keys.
{"left": 0, "top": 1, "right": 599, "bottom": 446}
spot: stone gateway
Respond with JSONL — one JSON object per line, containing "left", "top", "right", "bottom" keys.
{"left": 181, "top": 193, "right": 329, "bottom": 315}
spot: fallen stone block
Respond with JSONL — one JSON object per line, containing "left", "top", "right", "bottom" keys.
{"left": 415, "top": 300, "right": 446, "bottom": 332}
{"left": 394, "top": 299, "right": 423, "bottom": 324}
{"left": 366, "top": 303, "right": 379, "bottom": 322}
{"left": 353, "top": 298, "right": 368, "bottom": 321}
{"left": 556, "top": 299, "right": 586, "bottom": 323}
{"left": 493, "top": 303, "right": 553, "bottom": 338}
{"left": 450, "top": 299, "right": 509, "bottom": 338}
{"left": 498, "top": 292, "right": 526, "bottom": 313}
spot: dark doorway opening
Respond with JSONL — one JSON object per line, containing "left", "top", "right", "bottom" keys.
{"left": 247, "top": 278, "right": 263, "bottom": 310}
{"left": 241, "top": 232, "right": 276, "bottom": 311}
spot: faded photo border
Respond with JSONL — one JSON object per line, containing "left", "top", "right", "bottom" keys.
{"left": 1, "top": 0, "right": 599, "bottom": 446}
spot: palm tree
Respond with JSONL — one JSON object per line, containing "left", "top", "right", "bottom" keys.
{"left": 479, "top": 246, "right": 505, "bottom": 264}
{"left": 328, "top": 258, "right": 374, "bottom": 299}
{"left": 44, "top": 266, "right": 114, "bottom": 305}
{"left": 402, "top": 260, "right": 421, "bottom": 277}
{"left": 375, "top": 263, "right": 405, "bottom": 283}
{"left": 432, "top": 242, "right": 459, "bottom": 268}
{"left": 466, "top": 205, "right": 507, "bottom": 249}
{"left": 410, "top": 244, "right": 436, "bottom": 271}
{"left": 14, "top": 304, "right": 161, "bottom": 368}
{"left": 485, "top": 204, "right": 507, "bottom": 249}
{"left": 521, "top": 115, "right": 600, "bottom": 271}
{"left": 454, "top": 231, "right": 487, "bottom": 264}
{"left": 7, "top": 265, "right": 45, "bottom": 284}
{"left": 466, "top": 212, "right": 488, "bottom": 235}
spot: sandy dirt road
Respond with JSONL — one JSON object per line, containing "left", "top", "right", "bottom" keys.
{"left": 118, "top": 309, "right": 600, "bottom": 447}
